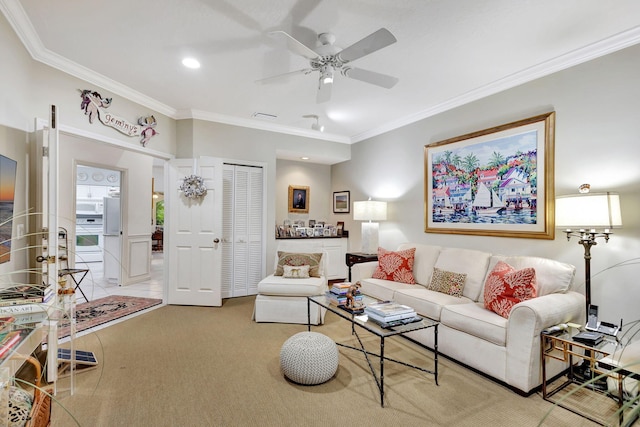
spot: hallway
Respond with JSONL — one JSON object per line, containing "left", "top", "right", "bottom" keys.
{"left": 74, "top": 251, "right": 164, "bottom": 302}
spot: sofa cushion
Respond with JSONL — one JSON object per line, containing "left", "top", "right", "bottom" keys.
{"left": 359, "top": 278, "right": 414, "bottom": 302}
{"left": 434, "top": 248, "right": 492, "bottom": 301}
{"left": 441, "top": 302, "right": 508, "bottom": 346}
{"left": 283, "top": 264, "right": 310, "bottom": 278}
{"left": 485, "top": 255, "right": 575, "bottom": 297}
{"left": 372, "top": 247, "right": 417, "bottom": 284}
{"left": 484, "top": 261, "right": 537, "bottom": 318}
{"left": 275, "top": 252, "right": 323, "bottom": 277}
{"left": 427, "top": 268, "right": 467, "bottom": 297}
{"left": 257, "top": 274, "right": 326, "bottom": 296}
{"left": 397, "top": 243, "right": 441, "bottom": 286}
{"left": 394, "top": 287, "right": 473, "bottom": 321}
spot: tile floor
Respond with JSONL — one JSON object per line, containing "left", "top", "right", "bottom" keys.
{"left": 74, "top": 251, "right": 165, "bottom": 303}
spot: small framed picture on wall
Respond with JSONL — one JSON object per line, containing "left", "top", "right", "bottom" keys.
{"left": 333, "top": 191, "right": 350, "bottom": 213}
{"left": 288, "top": 185, "right": 309, "bottom": 214}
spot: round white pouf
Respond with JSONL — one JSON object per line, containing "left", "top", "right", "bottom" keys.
{"left": 280, "top": 331, "right": 339, "bottom": 385}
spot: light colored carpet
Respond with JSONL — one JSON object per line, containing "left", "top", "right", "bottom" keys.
{"left": 48, "top": 296, "right": 600, "bottom": 427}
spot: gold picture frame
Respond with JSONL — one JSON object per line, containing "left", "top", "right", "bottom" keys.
{"left": 288, "top": 185, "right": 309, "bottom": 214}
{"left": 424, "top": 112, "right": 555, "bottom": 239}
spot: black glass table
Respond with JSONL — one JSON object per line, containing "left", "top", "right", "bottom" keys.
{"left": 308, "top": 294, "right": 439, "bottom": 407}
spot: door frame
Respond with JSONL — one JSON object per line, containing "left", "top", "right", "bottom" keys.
{"left": 35, "top": 118, "right": 173, "bottom": 299}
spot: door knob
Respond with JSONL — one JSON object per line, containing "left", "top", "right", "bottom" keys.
{"left": 213, "top": 238, "right": 220, "bottom": 244}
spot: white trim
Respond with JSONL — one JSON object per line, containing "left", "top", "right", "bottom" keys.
{"left": 6, "top": 1, "right": 640, "bottom": 144}
{"left": 35, "top": 118, "right": 173, "bottom": 160}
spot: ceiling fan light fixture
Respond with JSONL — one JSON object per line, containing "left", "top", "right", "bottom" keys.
{"left": 320, "top": 66, "right": 334, "bottom": 84}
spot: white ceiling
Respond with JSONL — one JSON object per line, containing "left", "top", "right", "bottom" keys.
{"left": 3, "top": 1, "right": 640, "bottom": 148}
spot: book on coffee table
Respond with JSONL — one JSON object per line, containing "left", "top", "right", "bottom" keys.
{"left": 365, "top": 301, "right": 415, "bottom": 317}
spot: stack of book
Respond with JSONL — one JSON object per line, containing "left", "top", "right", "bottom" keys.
{"left": 326, "top": 282, "right": 363, "bottom": 306}
{"left": 364, "top": 301, "right": 420, "bottom": 327}
{"left": 0, "top": 284, "right": 54, "bottom": 306}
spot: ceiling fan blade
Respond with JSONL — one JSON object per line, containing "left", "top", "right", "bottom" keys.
{"left": 343, "top": 67, "right": 398, "bottom": 89}
{"left": 337, "top": 28, "right": 397, "bottom": 63}
{"left": 316, "top": 80, "right": 332, "bottom": 103}
{"left": 268, "top": 30, "right": 319, "bottom": 61}
{"left": 255, "top": 68, "right": 314, "bottom": 84}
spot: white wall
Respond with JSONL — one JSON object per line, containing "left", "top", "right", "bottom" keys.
{"left": 276, "top": 159, "right": 331, "bottom": 224}
{"left": 332, "top": 43, "right": 640, "bottom": 325}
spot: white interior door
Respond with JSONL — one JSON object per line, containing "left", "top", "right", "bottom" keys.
{"left": 167, "top": 157, "right": 223, "bottom": 306}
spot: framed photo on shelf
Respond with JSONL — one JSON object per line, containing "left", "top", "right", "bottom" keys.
{"left": 424, "top": 112, "right": 555, "bottom": 239}
{"left": 288, "top": 185, "right": 309, "bottom": 214}
{"left": 333, "top": 190, "right": 350, "bottom": 213}
{"left": 336, "top": 221, "right": 344, "bottom": 236}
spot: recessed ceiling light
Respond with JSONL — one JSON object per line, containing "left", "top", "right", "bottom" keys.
{"left": 182, "top": 57, "right": 201, "bottom": 69}
{"left": 301, "top": 157, "right": 310, "bottom": 160}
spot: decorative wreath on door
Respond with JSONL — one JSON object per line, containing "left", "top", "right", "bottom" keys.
{"left": 179, "top": 175, "right": 207, "bottom": 199}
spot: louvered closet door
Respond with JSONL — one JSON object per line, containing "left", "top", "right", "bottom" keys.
{"left": 221, "top": 164, "right": 264, "bottom": 298}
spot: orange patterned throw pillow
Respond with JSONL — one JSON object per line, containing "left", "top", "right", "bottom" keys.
{"left": 484, "top": 261, "right": 537, "bottom": 318}
{"left": 372, "top": 247, "right": 417, "bottom": 284}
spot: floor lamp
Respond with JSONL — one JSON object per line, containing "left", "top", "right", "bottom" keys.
{"left": 556, "top": 187, "right": 623, "bottom": 320}
{"left": 353, "top": 199, "right": 387, "bottom": 255}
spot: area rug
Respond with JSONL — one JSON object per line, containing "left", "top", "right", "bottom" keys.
{"left": 57, "top": 295, "right": 162, "bottom": 339}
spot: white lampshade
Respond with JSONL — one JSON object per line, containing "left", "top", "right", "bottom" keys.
{"left": 353, "top": 200, "right": 387, "bottom": 221}
{"left": 556, "top": 192, "right": 622, "bottom": 229}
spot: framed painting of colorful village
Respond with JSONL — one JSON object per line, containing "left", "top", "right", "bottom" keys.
{"left": 424, "top": 112, "right": 555, "bottom": 239}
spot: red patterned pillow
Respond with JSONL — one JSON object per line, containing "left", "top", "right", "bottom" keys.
{"left": 484, "top": 261, "right": 537, "bottom": 318}
{"left": 372, "top": 247, "right": 416, "bottom": 284}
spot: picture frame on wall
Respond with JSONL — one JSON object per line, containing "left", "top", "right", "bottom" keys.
{"left": 333, "top": 190, "right": 350, "bottom": 213}
{"left": 288, "top": 185, "right": 309, "bottom": 214}
{"left": 424, "top": 112, "right": 555, "bottom": 239}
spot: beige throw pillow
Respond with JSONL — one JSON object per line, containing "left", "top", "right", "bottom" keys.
{"left": 427, "top": 267, "right": 467, "bottom": 297}
{"left": 282, "top": 264, "right": 310, "bottom": 278}
{"left": 275, "top": 252, "right": 323, "bottom": 277}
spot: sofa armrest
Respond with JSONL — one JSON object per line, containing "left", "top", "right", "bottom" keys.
{"left": 505, "top": 291, "right": 585, "bottom": 392}
{"left": 350, "top": 261, "right": 378, "bottom": 283}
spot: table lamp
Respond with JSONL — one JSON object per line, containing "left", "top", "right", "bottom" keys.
{"left": 353, "top": 198, "right": 387, "bottom": 254}
{"left": 556, "top": 185, "right": 622, "bottom": 321}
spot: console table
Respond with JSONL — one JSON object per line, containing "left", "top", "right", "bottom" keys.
{"left": 345, "top": 252, "right": 378, "bottom": 282}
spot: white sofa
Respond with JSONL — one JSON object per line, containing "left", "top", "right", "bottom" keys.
{"left": 253, "top": 251, "right": 328, "bottom": 325}
{"left": 351, "top": 243, "right": 585, "bottom": 394}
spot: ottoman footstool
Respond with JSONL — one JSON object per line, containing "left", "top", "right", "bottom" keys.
{"left": 280, "top": 332, "right": 339, "bottom": 385}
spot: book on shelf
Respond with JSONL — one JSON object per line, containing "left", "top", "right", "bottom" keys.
{"left": 0, "top": 303, "right": 47, "bottom": 315}
{"left": 365, "top": 301, "right": 415, "bottom": 317}
{"left": 0, "top": 330, "right": 23, "bottom": 358}
{"left": 0, "top": 296, "right": 44, "bottom": 307}
{"left": 365, "top": 308, "right": 417, "bottom": 323}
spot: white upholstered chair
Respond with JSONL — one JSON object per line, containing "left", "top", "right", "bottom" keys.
{"left": 253, "top": 251, "right": 328, "bottom": 325}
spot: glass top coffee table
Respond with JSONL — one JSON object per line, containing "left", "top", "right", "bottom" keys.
{"left": 307, "top": 294, "right": 439, "bottom": 407}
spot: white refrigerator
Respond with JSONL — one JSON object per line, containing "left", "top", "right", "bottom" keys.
{"left": 103, "top": 197, "right": 121, "bottom": 283}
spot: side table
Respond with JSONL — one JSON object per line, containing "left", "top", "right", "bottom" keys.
{"left": 345, "top": 252, "right": 378, "bottom": 282}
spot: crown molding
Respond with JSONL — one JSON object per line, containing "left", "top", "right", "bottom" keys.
{"left": 4, "top": 1, "right": 640, "bottom": 145}
{"left": 351, "top": 25, "right": 640, "bottom": 143}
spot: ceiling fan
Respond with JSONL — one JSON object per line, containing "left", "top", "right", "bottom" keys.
{"left": 258, "top": 28, "right": 399, "bottom": 103}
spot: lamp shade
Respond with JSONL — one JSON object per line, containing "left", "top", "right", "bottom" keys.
{"left": 353, "top": 200, "right": 387, "bottom": 221}
{"left": 556, "top": 192, "right": 622, "bottom": 229}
